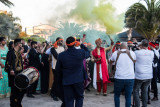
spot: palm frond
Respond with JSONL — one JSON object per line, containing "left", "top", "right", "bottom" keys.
{"left": 0, "top": 0, "right": 14, "bottom": 7}
{"left": 125, "top": 0, "right": 160, "bottom": 41}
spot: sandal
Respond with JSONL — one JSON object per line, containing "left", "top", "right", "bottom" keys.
{"left": 96, "top": 92, "right": 100, "bottom": 95}
{"left": 103, "top": 93, "right": 107, "bottom": 96}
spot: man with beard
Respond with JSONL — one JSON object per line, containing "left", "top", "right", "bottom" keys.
{"left": 127, "top": 40, "right": 133, "bottom": 50}
{"left": 46, "top": 37, "right": 64, "bottom": 101}
{"left": 92, "top": 38, "right": 114, "bottom": 96}
{"left": 27, "top": 41, "right": 41, "bottom": 98}
{"left": 5, "top": 38, "right": 25, "bottom": 107}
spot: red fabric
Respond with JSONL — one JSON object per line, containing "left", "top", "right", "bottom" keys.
{"left": 149, "top": 42, "right": 155, "bottom": 48}
{"left": 97, "top": 82, "right": 101, "bottom": 92}
{"left": 96, "top": 64, "right": 100, "bottom": 81}
{"left": 103, "top": 83, "right": 107, "bottom": 93}
{"left": 97, "top": 82, "right": 107, "bottom": 93}
{"left": 92, "top": 47, "right": 110, "bottom": 84}
{"left": 128, "top": 41, "right": 133, "bottom": 44}
{"left": 155, "top": 44, "right": 159, "bottom": 46}
{"left": 148, "top": 47, "right": 151, "bottom": 50}
{"left": 112, "top": 45, "right": 116, "bottom": 53}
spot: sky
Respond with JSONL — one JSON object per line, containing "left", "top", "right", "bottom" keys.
{"left": 0, "top": 0, "right": 140, "bottom": 30}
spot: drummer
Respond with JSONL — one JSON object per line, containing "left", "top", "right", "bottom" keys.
{"left": 5, "top": 38, "right": 25, "bottom": 107}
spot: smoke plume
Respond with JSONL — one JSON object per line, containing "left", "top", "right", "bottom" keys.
{"left": 69, "top": 0, "right": 124, "bottom": 34}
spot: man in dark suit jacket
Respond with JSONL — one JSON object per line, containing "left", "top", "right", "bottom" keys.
{"left": 27, "top": 41, "right": 41, "bottom": 98}
{"left": 55, "top": 36, "right": 90, "bottom": 107}
{"left": 5, "top": 38, "right": 26, "bottom": 107}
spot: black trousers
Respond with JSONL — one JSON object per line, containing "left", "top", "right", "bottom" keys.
{"left": 51, "top": 69, "right": 58, "bottom": 97}
{"left": 157, "top": 65, "right": 160, "bottom": 81}
{"left": 27, "top": 80, "right": 38, "bottom": 95}
{"left": 151, "top": 67, "right": 158, "bottom": 98}
{"left": 63, "top": 82, "right": 84, "bottom": 107}
{"left": 10, "top": 85, "right": 25, "bottom": 107}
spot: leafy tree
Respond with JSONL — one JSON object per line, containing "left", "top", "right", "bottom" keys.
{"left": 0, "top": 0, "right": 14, "bottom": 7}
{"left": 0, "top": 12, "right": 21, "bottom": 39}
{"left": 125, "top": 0, "right": 160, "bottom": 41}
{"left": 21, "top": 36, "right": 46, "bottom": 43}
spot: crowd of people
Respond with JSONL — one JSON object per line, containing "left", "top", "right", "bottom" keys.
{"left": 0, "top": 35, "right": 159, "bottom": 107}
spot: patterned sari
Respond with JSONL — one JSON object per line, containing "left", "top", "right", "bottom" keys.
{"left": 0, "top": 46, "right": 11, "bottom": 98}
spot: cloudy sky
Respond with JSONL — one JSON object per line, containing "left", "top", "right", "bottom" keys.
{"left": 0, "top": 0, "right": 140, "bottom": 29}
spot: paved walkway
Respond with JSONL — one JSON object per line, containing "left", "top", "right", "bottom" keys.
{"left": 1, "top": 83, "right": 160, "bottom": 107}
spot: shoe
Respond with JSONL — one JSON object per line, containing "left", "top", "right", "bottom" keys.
{"left": 147, "top": 100, "right": 151, "bottom": 104}
{"left": 96, "top": 92, "right": 100, "bottom": 95}
{"left": 103, "top": 93, "right": 107, "bottom": 96}
{"left": 86, "top": 88, "right": 91, "bottom": 92}
{"left": 151, "top": 97, "right": 158, "bottom": 101}
{"left": 27, "top": 94, "right": 35, "bottom": 98}
{"left": 53, "top": 96, "right": 59, "bottom": 101}
{"left": 33, "top": 92, "right": 40, "bottom": 95}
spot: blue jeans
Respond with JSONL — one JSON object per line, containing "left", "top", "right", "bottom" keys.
{"left": 114, "top": 79, "right": 134, "bottom": 107}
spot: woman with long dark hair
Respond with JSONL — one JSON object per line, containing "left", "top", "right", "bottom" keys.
{"left": 41, "top": 43, "right": 50, "bottom": 94}
{"left": 8, "top": 41, "right": 14, "bottom": 51}
{"left": 0, "top": 37, "right": 11, "bottom": 98}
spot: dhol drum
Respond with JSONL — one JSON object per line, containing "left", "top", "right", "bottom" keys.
{"left": 14, "top": 67, "right": 39, "bottom": 89}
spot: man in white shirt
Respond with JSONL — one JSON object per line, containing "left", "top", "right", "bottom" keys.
{"left": 111, "top": 42, "right": 136, "bottom": 107}
{"left": 46, "top": 37, "right": 64, "bottom": 101}
{"left": 133, "top": 39, "right": 154, "bottom": 107}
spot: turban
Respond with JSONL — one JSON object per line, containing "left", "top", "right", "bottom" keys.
{"left": 83, "top": 42, "right": 87, "bottom": 47}
{"left": 127, "top": 41, "right": 133, "bottom": 44}
{"left": 155, "top": 43, "right": 159, "bottom": 46}
{"left": 66, "top": 38, "right": 80, "bottom": 47}
{"left": 53, "top": 39, "right": 63, "bottom": 48}
{"left": 116, "top": 42, "right": 121, "bottom": 45}
{"left": 149, "top": 42, "right": 155, "bottom": 48}
{"left": 95, "top": 38, "right": 102, "bottom": 44}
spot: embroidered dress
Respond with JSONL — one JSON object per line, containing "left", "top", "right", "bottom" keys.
{"left": 0, "top": 46, "right": 11, "bottom": 98}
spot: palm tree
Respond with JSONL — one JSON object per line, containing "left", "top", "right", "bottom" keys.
{"left": 50, "top": 22, "right": 85, "bottom": 42}
{"left": 0, "top": 0, "right": 14, "bottom": 7}
{"left": 125, "top": 0, "right": 160, "bottom": 41}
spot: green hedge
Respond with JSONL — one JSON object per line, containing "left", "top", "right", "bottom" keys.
{"left": 20, "top": 37, "right": 46, "bottom": 43}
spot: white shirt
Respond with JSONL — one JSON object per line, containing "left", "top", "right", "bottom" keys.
{"left": 46, "top": 48, "right": 54, "bottom": 69}
{"left": 111, "top": 49, "right": 136, "bottom": 79}
{"left": 134, "top": 49, "right": 154, "bottom": 80}
{"left": 46, "top": 46, "right": 64, "bottom": 69}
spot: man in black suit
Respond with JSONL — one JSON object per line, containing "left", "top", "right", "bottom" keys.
{"left": 55, "top": 36, "right": 90, "bottom": 107}
{"left": 5, "top": 38, "right": 25, "bottom": 107}
{"left": 21, "top": 39, "right": 28, "bottom": 53}
{"left": 27, "top": 41, "right": 41, "bottom": 98}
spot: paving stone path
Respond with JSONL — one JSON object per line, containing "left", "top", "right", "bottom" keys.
{"left": 1, "top": 83, "right": 160, "bottom": 107}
